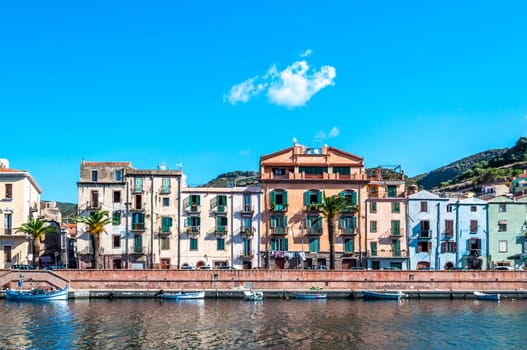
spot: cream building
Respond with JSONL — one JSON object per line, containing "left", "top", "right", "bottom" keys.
{"left": 0, "top": 158, "right": 42, "bottom": 268}
{"left": 77, "top": 161, "right": 183, "bottom": 269}
{"left": 180, "top": 186, "right": 262, "bottom": 269}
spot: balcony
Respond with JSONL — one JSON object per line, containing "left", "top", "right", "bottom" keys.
{"left": 340, "top": 227, "right": 357, "bottom": 236}
{"left": 305, "top": 204, "right": 321, "bottom": 212}
{"left": 241, "top": 226, "right": 255, "bottom": 238}
{"left": 390, "top": 230, "right": 401, "bottom": 237}
{"left": 187, "top": 226, "right": 200, "bottom": 237}
{"left": 131, "top": 223, "right": 145, "bottom": 231}
{"left": 239, "top": 251, "right": 254, "bottom": 260}
{"left": 1, "top": 227, "right": 13, "bottom": 236}
{"left": 214, "top": 226, "right": 228, "bottom": 237}
{"left": 186, "top": 205, "right": 201, "bottom": 214}
{"left": 271, "top": 226, "right": 288, "bottom": 235}
{"left": 159, "top": 186, "right": 171, "bottom": 194}
{"left": 418, "top": 230, "right": 432, "bottom": 239}
{"left": 86, "top": 201, "right": 101, "bottom": 210}
{"left": 341, "top": 205, "right": 359, "bottom": 213}
{"left": 132, "top": 246, "right": 146, "bottom": 254}
{"left": 270, "top": 204, "right": 288, "bottom": 212}
{"left": 213, "top": 205, "right": 227, "bottom": 214}
{"left": 240, "top": 205, "right": 254, "bottom": 215}
{"left": 305, "top": 226, "right": 323, "bottom": 236}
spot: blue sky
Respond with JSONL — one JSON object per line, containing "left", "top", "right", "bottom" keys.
{"left": 1, "top": 1, "right": 526, "bottom": 203}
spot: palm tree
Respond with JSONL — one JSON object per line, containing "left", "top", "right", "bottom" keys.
{"left": 319, "top": 194, "right": 351, "bottom": 270}
{"left": 16, "top": 218, "right": 58, "bottom": 268}
{"left": 76, "top": 210, "right": 111, "bottom": 269}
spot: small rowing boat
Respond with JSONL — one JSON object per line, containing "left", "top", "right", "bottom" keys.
{"left": 244, "top": 290, "right": 264, "bottom": 301}
{"left": 295, "top": 292, "right": 327, "bottom": 300}
{"left": 6, "top": 285, "right": 69, "bottom": 301}
{"left": 161, "top": 290, "right": 205, "bottom": 300}
{"left": 363, "top": 290, "right": 406, "bottom": 300}
{"left": 474, "top": 291, "right": 500, "bottom": 301}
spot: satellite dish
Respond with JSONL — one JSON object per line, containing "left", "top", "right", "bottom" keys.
{"left": 293, "top": 137, "right": 297, "bottom": 144}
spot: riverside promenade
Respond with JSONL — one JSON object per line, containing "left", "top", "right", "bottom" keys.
{"left": 1, "top": 269, "right": 527, "bottom": 299}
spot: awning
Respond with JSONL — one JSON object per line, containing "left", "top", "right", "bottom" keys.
{"left": 507, "top": 253, "right": 527, "bottom": 260}
{"left": 498, "top": 220, "right": 507, "bottom": 225}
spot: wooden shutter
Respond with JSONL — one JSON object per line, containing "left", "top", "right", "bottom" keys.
{"left": 441, "top": 242, "right": 446, "bottom": 253}
{"left": 270, "top": 190, "right": 276, "bottom": 205}
{"left": 351, "top": 191, "right": 358, "bottom": 205}
{"left": 284, "top": 238, "right": 289, "bottom": 251}
{"left": 283, "top": 191, "right": 288, "bottom": 205}
{"left": 317, "top": 191, "right": 322, "bottom": 204}
{"left": 428, "top": 242, "right": 432, "bottom": 251}
{"left": 304, "top": 191, "right": 310, "bottom": 205}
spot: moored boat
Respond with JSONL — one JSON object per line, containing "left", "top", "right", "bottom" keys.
{"left": 6, "top": 285, "right": 69, "bottom": 301}
{"left": 474, "top": 291, "right": 500, "bottom": 301}
{"left": 244, "top": 290, "right": 264, "bottom": 301}
{"left": 295, "top": 292, "right": 327, "bottom": 299}
{"left": 161, "top": 290, "right": 205, "bottom": 300}
{"left": 362, "top": 290, "right": 406, "bottom": 300}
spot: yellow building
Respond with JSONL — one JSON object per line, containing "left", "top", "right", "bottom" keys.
{"left": 0, "top": 159, "right": 42, "bottom": 268}
{"left": 259, "top": 142, "right": 369, "bottom": 269}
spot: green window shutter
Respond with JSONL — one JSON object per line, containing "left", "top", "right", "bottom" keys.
{"left": 304, "top": 191, "right": 310, "bottom": 205}
{"left": 305, "top": 217, "right": 312, "bottom": 228}
{"left": 283, "top": 191, "right": 288, "bottom": 205}
{"left": 345, "top": 239, "right": 354, "bottom": 252}
{"left": 339, "top": 217, "right": 345, "bottom": 228}
{"left": 270, "top": 190, "right": 276, "bottom": 205}
{"left": 284, "top": 238, "right": 289, "bottom": 251}
{"left": 284, "top": 216, "right": 288, "bottom": 227}
{"left": 112, "top": 211, "right": 121, "bottom": 225}
{"left": 371, "top": 201, "right": 377, "bottom": 212}
{"left": 317, "top": 191, "right": 322, "bottom": 204}
{"left": 351, "top": 216, "right": 357, "bottom": 228}
{"left": 168, "top": 217, "right": 173, "bottom": 227}
{"left": 162, "top": 217, "right": 168, "bottom": 232}
{"left": 217, "top": 238, "right": 225, "bottom": 250}
{"left": 196, "top": 196, "right": 200, "bottom": 205}
{"left": 393, "top": 239, "right": 400, "bottom": 252}
{"left": 140, "top": 213, "right": 145, "bottom": 224}
{"left": 351, "top": 191, "right": 358, "bottom": 205}
{"left": 371, "top": 242, "right": 377, "bottom": 256}
{"left": 271, "top": 239, "right": 276, "bottom": 251}
{"left": 187, "top": 217, "right": 192, "bottom": 226}
{"left": 270, "top": 215, "right": 277, "bottom": 228}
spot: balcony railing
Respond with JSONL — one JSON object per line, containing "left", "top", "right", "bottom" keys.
{"left": 390, "top": 230, "right": 401, "bottom": 237}
{"left": 159, "top": 186, "right": 171, "bottom": 194}
{"left": 1, "top": 228, "right": 13, "bottom": 236}
{"left": 341, "top": 205, "right": 359, "bottom": 213}
{"left": 132, "top": 246, "right": 146, "bottom": 254}
{"left": 187, "top": 226, "right": 200, "bottom": 237}
{"left": 418, "top": 230, "right": 432, "bottom": 239}
{"left": 239, "top": 251, "right": 254, "bottom": 260}
{"left": 241, "top": 226, "right": 255, "bottom": 237}
{"left": 87, "top": 201, "right": 101, "bottom": 210}
{"left": 215, "top": 226, "right": 228, "bottom": 237}
{"left": 305, "top": 227, "right": 323, "bottom": 236}
{"left": 131, "top": 223, "right": 145, "bottom": 231}
{"left": 270, "top": 204, "right": 288, "bottom": 212}
{"left": 186, "top": 205, "right": 201, "bottom": 213}
{"left": 240, "top": 205, "right": 254, "bottom": 215}
{"left": 305, "top": 204, "right": 320, "bottom": 212}
{"left": 213, "top": 205, "right": 226, "bottom": 214}
{"left": 271, "top": 227, "right": 288, "bottom": 235}
{"left": 340, "top": 227, "right": 357, "bottom": 236}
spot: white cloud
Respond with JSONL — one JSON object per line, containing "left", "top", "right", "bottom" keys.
{"left": 225, "top": 56, "right": 336, "bottom": 108}
{"left": 315, "top": 126, "right": 340, "bottom": 140}
{"left": 300, "top": 49, "right": 312, "bottom": 57}
{"left": 328, "top": 126, "right": 339, "bottom": 137}
{"left": 239, "top": 149, "right": 250, "bottom": 156}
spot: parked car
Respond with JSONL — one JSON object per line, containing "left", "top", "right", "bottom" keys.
{"left": 180, "top": 264, "right": 196, "bottom": 270}
{"left": 494, "top": 266, "right": 514, "bottom": 271}
{"left": 11, "top": 264, "right": 35, "bottom": 270}
{"left": 219, "top": 266, "right": 236, "bottom": 270}
{"left": 198, "top": 264, "right": 212, "bottom": 270}
{"left": 44, "top": 265, "right": 65, "bottom": 270}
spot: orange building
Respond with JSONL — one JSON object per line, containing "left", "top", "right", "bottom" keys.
{"left": 259, "top": 141, "right": 369, "bottom": 269}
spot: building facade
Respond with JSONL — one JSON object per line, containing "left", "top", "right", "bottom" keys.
{"left": 456, "top": 197, "right": 488, "bottom": 269}
{"left": 0, "top": 158, "right": 42, "bottom": 268}
{"left": 259, "top": 142, "right": 369, "bottom": 269}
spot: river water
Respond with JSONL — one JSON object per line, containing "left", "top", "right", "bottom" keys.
{"left": 0, "top": 297, "right": 526, "bottom": 349}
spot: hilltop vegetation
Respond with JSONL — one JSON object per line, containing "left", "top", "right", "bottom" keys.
{"left": 201, "top": 170, "right": 259, "bottom": 187}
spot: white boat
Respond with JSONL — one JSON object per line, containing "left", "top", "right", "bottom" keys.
{"left": 161, "top": 290, "right": 205, "bottom": 300}
{"left": 474, "top": 291, "right": 500, "bottom": 301}
{"left": 6, "top": 285, "right": 69, "bottom": 301}
{"left": 244, "top": 290, "right": 264, "bottom": 301}
{"left": 295, "top": 292, "right": 327, "bottom": 300}
{"left": 363, "top": 290, "right": 406, "bottom": 300}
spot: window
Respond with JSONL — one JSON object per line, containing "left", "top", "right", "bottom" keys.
{"left": 305, "top": 215, "right": 322, "bottom": 234}
{"left": 189, "top": 195, "right": 200, "bottom": 207}
{"left": 468, "top": 238, "right": 481, "bottom": 256}
{"left": 160, "top": 197, "right": 169, "bottom": 207}
{"left": 134, "top": 234, "right": 142, "bottom": 253}
{"left": 112, "top": 211, "right": 121, "bottom": 225}
{"left": 217, "top": 238, "right": 225, "bottom": 250}
{"left": 499, "top": 240, "right": 508, "bottom": 253}
{"left": 391, "top": 201, "right": 400, "bottom": 213}
{"left": 445, "top": 220, "right": 454, "bottom": 238}
{"left": 370, "top": 242, "right": 377, "bottom": 256}
{"left": 161, "top": 236, "right": 170, "bottom": 250}
{"left": 339, "top": 190, "right": 358, "bottom": 206}
{"left": 91, "top": 170, "right": 98, "bottom": 182}
{"left": 309, "top": 238, "right": 320, "bottom": 252}
{"left": 498, "top": 221, "right": 507, "bottom": 232}
{"left": 187, "top": 216, "right": 200, "bottom": 230}
{"left": 418, "top": 241, "right": 432, "bottom": 253}
{"left": 270, "top": 190, "right": 288, "bottom": 210}
{"left": 216, "top": 216, "right": 228, "bottom": 232}
{"left": 344, "top": 238, "right": 354, "bottom": 252}
{"left": 242, "top": 217, "right": 252, "bottom": 233}
{"left": 243, "top": 194, "right": 252, "bottom": 211}
{"left": 5, "top": 184, "right": 12, "bottom": 199}
{"left": 447, "top": 204, "right": 453, "bottom": 213}
{"left": 132, "top": 213, "right": 145, "bottom": 230}
{"left": 470, "top": 220, "right": 478, "bottom": 233}
{"left": 134, "top": 178, "right": 143, "bottom": 192}
{"left": 499, "top": 204, "right": 507, "bottom": 212}
{"left": 340, "top": 216, "right": 357, "bottom": 234}
{"left": 392, "top": 239, "right": 401, "bottom": 256}
{"left": 161, "top": 178, "right": 170, "bottom": 193}
{"left": 115, "top": 169, "right": 123, "bottom": 181}
{"left": 470, "top": 205, "right": 477, "bottom": 212}
{"left": 370, "top": 201, "right": 377, "bottom": 213}
{"left": 304, "top": 190, "right": 322, "bottom": 206}
{"left": 441, "top": 241, "right": 456, "bottom": 253}
{"left": 190, "top": 238, "right": 198, "bottom": 251}
{"left": 298, "top": 166, "right": 328, "bottom": 175}
{"left": 387, "top": 185, "right": 397, "bottom": 198}
{"left": 4, "top": 214, "right": 12, "bottom": 235}
{"left": 370, "top": 220, "right": 377, "bottom": 233}
{"left": 161, "top": 217, "right": 173, "bottom": 233}
{"left": 90, "top": 191, "right": 99, "bottom": 208}
{"left": 270, "top": 238, "right": 288, "bottom": 251}
{"left": 333, "top": 166, "right": 350, "bottom": 175}
{"left": 216, "top": 195, "right": 227, "bottom": 212}
{"left": 391, "top": 220, "right": 400, "bottom": 236}
{"left": 112, "top": 234, "right": 121, "bottom": 249}
{"left": 134, "top": 194, "right": 142, "bottom": 210}
{"left": 4, "top": 246, "right": 11, "bottom": 263}
{"left": 420, "top": 220, "right": 430, "bottom": 237}
{"left": 113, "top": 191, "right": 121, "bottom": 203}
{"left": 272, "top": 168, "right": 286, "bottom": 175}
{"left": 420, "top": 201, "right": 428, "bottom": 212}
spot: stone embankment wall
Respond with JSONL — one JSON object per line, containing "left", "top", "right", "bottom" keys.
{"left": 2, "top": 270, "right": 525, "bottom": 292}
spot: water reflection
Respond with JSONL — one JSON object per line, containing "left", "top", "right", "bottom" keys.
{"left": 0, "top": 298, "right": 526, "bottom": 349}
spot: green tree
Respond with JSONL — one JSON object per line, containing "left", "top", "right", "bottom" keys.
{"left": 16, "top": 218, "right": 58, "bottom": 268}
{"left": 319, "top": 194, "right": 352, "bottom": 270}
{"left": 76, "top": 210, "right": 111, "bottom": 269}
